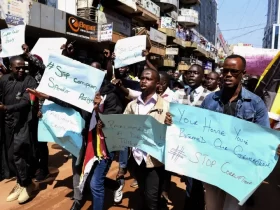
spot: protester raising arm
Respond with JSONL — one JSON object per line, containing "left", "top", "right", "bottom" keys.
{"left": 22, "top": 44, "right": 46, "bottom": 75}
{"left": 111, "top": 78, "right": 141, "bottom": 100}
{"left": 26, "top": 88, "right": 92, "bottom": 122}
{"left": 142, "top": 49, "right": 157, "bottom": 71}
{"left": 103, "top": 49, "right": 114, "bottom": 81}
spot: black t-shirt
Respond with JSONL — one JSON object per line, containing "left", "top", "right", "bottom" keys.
{"left": 223, "top": 100, "right": 238, "bottom": 116}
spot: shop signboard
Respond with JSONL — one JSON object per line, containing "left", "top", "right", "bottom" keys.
{"left": 66, "top": 13, "right": 97, "bottom": 40}
{"left": 0, "top": 0, "right": 32, "bottom": 27}
{"left": 166, "top": 48, "right": 178, "bottom": 55}
{"left": 100, "top": 23, "right": 113, "bottom": 42}
{"left": 98, "top": 10, "right": 131, "bottom": 36}
{"left": 150, "top": 27, "right": 167, "bottom": 45}
{"left": 204, "top": 61, "right": 212, "bottom": 70}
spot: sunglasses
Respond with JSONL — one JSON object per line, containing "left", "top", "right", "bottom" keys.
{"left": 15, "top": 66, "right": 26, "bottom": 71}
{"left": 222, "top": 68, "right": 244, "bottom": 76}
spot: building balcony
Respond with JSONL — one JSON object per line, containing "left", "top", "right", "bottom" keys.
{"left": 153, "top": 0, "right": 178, "bottom": 13}
{"left": 158, "top": 17, "right": 176, "bottom": 38}
{"left": 179, "top": 0, "right": 200, "bottom": 5}
{"left": 177, "top": 9, "right": 199, "bottom": 27}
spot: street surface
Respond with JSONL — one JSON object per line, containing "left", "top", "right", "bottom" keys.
{"left": 0, "top": 143, "right": 279, "bottom": 210}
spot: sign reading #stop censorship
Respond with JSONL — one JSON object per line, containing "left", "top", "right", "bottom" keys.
{"left": 37, "top": 53, "right": 105, "bottom": 112}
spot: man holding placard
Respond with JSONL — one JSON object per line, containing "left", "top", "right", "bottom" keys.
{"left": 171, "top": 64, "right": 211, "bottom": 210}
{"left": 0, "top": 56, "right": 37, "bottom": 204}
{"left": 121, "top": 68, "right": 170, "bottom": 210}
{"left": 202, "top": 55, "right": 279, "bottom": 209}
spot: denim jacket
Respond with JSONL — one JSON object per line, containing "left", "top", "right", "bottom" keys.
{"left": 201, "top": 87, "right": 270, "bottom": 128}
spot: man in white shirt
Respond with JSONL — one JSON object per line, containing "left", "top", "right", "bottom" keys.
{"left": 123, "top": 71, "right": 174, "bottom": 103}
{"left": 173, "top": 64, "right": 211, "bottom": 107}
{"left": 112, "top": 71, "right": 174, "bottom": 204}
{"left": 123, "top": 68, "right": 170, "bottom": 210}
{"left": 172, "top": 64, "right": 210, "bottom": 210}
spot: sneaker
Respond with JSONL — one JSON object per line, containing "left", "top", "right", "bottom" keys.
{"left": 130, "top": 179, "right": 138, "bottom": 188}
{"left": 114, "top": 183, "right": 124, "bottom": 203}
{"left": 6, "top": 183, "right": 23, "bottom": 202}
{"left": 35, "top": 170, "right": 50, "bottom": 182}
{"left": 18, "top": 182, "right": 37, "bottom": 204}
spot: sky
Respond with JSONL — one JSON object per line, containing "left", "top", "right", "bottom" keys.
{"left": 217, "top": 0, "right": 267, "bottom": 47}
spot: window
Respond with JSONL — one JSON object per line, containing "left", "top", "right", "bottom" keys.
{"left": 274, "top": 25, "right": 279, "bottom": 49}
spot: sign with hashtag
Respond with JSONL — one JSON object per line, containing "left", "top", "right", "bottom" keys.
{"left": 165, "top": 103, "right": 280, "bottom": 205}
{"left": 37, "top": 53, "right": 105, "bottom": 112}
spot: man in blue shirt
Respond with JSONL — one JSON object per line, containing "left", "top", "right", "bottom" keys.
{"left": 201, "top": 54, "right": 280, "bottom": 209}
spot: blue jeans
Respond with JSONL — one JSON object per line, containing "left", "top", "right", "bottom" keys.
{"left": 119, "top": 147, "right": 128, "bottom": 169}
{"left": 90, "top": 152, "right": 114, "bottom": 210}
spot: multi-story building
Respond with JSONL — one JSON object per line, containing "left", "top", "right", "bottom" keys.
{"left": 192, "top": 0, "right": 217, "bottom": 44}
{"left": 216, "top": 25, "right": 229, "bottom": 60}
{"left": 263, "top": 0, "right": 280, "bottom": 49}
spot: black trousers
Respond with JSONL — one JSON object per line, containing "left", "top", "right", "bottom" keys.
{"left": 133, "top": 158, "right": 164, "bottom": 210}
{"left": 162, "top": 170, "right": 171, "bottom": 193}
{"left": 184, "top": 178, "right": 205, "bottom": 210}
{"left": 5, "top": 123, "right": 32, "bottom": 187}
{"left": 36, "top": 142, "right": 49, "bottom": 173}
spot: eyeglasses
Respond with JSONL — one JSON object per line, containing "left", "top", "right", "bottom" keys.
{"left": 222, "top": 68, "right": 244, "bottom": 76}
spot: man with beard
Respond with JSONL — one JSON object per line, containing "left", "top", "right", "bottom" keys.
{"left": 0, "top": 56, "right": 37, "bottom": 204}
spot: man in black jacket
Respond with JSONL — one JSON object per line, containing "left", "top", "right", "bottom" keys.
{"left": 0, "top": 56, "right": 37, "bottom": 204}
{"left": 27, "top": 87, "right": 91, "bottom": 210}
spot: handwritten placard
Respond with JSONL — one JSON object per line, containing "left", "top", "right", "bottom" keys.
{"left": 38, "top": 120, "right": 55, "bottom": 143}
{"left": 37, "top": 53, "right": 105, "bottom": 112}
{"left": 0, "top": 25, "right": 25, "bottom": 57}
{"left": 31, "top": 38, "right": 67, "bottom": 65}
{"left": 165, "top": 103, "right": 280, "bottom": 205}
{"left": 39, "top": 100, "right": 85, "bottom": 157}
{"left": 114, "top": 35, "right": 146, "bottom": 68}
{"left": 100, "top": 114, "right": 167, "bottom": 163}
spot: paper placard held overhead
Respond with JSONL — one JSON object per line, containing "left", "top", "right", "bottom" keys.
{"left": 31, "top": 38, "right": 67, "bottom": 65}
{"left": 114, "top": 35, "right": 146, "bottom": 69}
{"left": 0, "top": 25, "right": 25, "bottom": 57}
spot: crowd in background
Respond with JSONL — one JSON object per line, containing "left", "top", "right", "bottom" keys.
{"left": 0, "top": 40, "right": 280, "bottom": 210}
